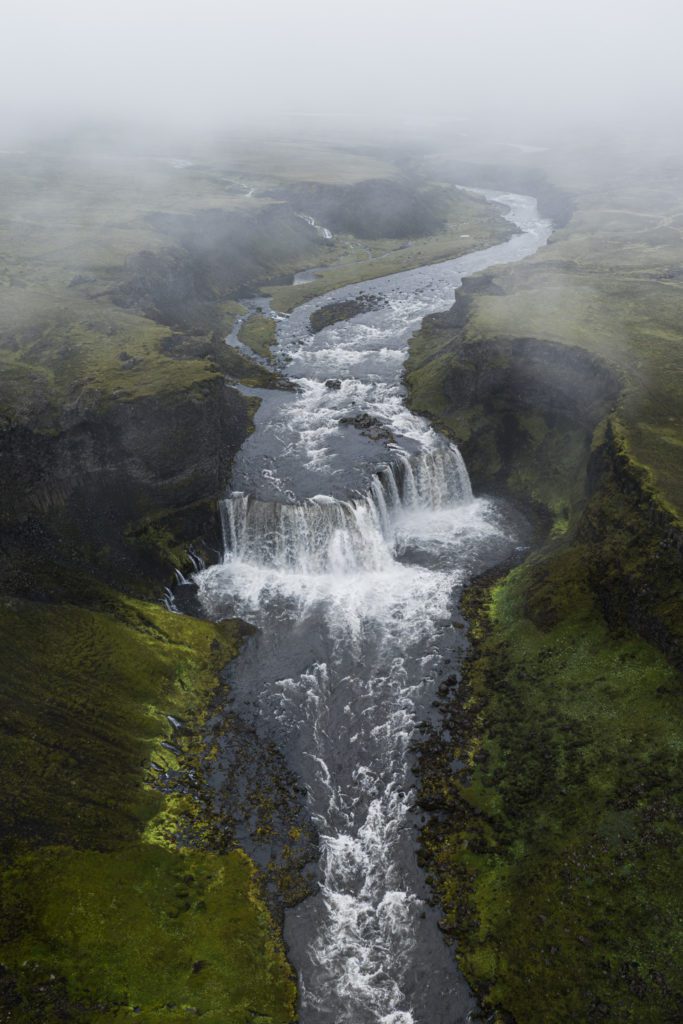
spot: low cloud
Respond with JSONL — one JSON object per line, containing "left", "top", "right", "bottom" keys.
{"left": 1, "top": 0, "right": 682, "bottom": 146}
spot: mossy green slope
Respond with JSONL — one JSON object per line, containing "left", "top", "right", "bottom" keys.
{"left": 0, "top": 591, "right": 296, "bottom": 1022}
{"left": 1, "top": 846, "right": 293, "bottom": 1023}
{"left": 0, "top": 593, "right": 238, "bottom": 850}
{"left": 409, "top": 164, "right": 683, "bottom": 1022}
{"left": 420, "top": 522, "right": 682, "bottom": 1022}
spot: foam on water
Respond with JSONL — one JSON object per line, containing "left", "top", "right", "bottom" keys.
{"left": 195, "top": 190, "right": 551, "bottom": 1023}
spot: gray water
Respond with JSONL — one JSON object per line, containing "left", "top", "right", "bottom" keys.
{"left": 195, "top": 191, "right": 551, "bottom": 1024}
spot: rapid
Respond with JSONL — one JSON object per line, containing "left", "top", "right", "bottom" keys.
{"left": 195, "top": 190, "right": 551, "bottom": 1023}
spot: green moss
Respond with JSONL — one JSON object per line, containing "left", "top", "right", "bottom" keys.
{"left": 0, "top": 593, "right": 242, "bottom": 851}
{"left": 426, "top": 541, "right": 682, "bottom": 1022}
{"left": 417, "top": 420, "right": 683, "bottom": 1022}
{"left": 124, "top": 499, "right": 225, "bottom": 580}
{"left": 0, "top": 592, "right": 299, "bottom": 1021}
{"left": 1, "top": 845, "right": 296, "bottom": 1022}
{"left": 127, "top": 512, "right": 193, "bottom": 573}
{"left": 0, "top": 152, "right": 309, "bottom": 430}
{"left": 0, "top": 300, "right": 228, "bottom": 429}
{"left": 238, "top": 315, "right": 277, "bottom": 362}
{"left": 462, "top": 241, "right": 683, "bottom": 514}
{"left": 2, "top": 144, "right": 531, "bottom": 1021}
{"left": 213, "top": 341, "right": 290, "bottom": 390}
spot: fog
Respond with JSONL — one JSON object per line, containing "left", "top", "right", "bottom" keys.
{"left": 2, "top": 0, "right": 682, "bottom": 146}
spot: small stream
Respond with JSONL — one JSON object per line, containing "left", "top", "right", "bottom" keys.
{"left": 195, "top": 191, "right": 551, "bottom": 1024}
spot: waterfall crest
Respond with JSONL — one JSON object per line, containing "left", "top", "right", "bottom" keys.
{"left": 219, "top": 446, "right": 473, "bottom": 575}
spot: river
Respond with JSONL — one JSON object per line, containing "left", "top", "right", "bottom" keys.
{"left": 194, "top": 190, "right": 551, "bottom": 1024}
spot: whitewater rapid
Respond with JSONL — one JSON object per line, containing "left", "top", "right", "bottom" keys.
{"left": 195, "top": 191, "right": 551, "bottom": 1023}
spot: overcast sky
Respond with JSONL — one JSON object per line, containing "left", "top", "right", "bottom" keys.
{"left": 2, "top": 0, "right": 682, "bottom": 142}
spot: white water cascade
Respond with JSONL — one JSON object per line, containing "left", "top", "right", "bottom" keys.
{"left": 221, "top": 446, "right": 472, "bottom": 575}
{"left": 195, "top": 190, "right": 552, "bottom": 1023}
{"left": 298, "top": 212, "right": 334, "bottom": 239}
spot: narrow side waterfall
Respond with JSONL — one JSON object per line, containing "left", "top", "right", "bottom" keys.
{"left": 196, "top": 190, "right": 552, "bottom": 1024}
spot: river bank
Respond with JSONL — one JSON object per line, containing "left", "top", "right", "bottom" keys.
{"left": 406, "top": 160, "right": 683, "bottom": 1023}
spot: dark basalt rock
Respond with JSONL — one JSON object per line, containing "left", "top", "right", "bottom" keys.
{"left": 340, "top": 412, "right": 381, "bottom": 429}
{"left": 268, "top": 178, "right": 449, "bottom": 240}
{"left": 0, "top": 376, "right": 252, "bottom": 594}
{"left": 339, "top": 412, "right": 394, "bottom": 443}
{"left": 111, "top": 205, "right": 322, "bottom": 331}
{"left": 309, "top": 294, "right": 383, "bottom": 334}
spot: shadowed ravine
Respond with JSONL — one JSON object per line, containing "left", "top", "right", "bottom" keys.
{"left": 195, "top": 191, "right": 552, "bottom": 1024}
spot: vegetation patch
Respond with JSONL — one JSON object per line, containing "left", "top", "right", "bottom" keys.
{"left": 0, "top": 591, "right": 297, "bottom": 1022}
{"left": 2, "top": 144, "right": 516, "bottom": 1022}
{"left": 0, "top": 142, "right": 530, "bottom": 1022}
{"left": 238, "top": 315, "right": 277, "bottom": 361}
{"left": 0, "top": 845, "right": 295, "bottom": 1023}
{"left": 419, "top": 515, "right": 682, "bottom": 1022}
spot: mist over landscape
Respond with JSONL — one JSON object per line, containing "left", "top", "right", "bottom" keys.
{"left": 1, "top": 4, "right": 682, "bottom": 1024}
{"left": 2, "top": 0, "right": 683, "bottom": 144}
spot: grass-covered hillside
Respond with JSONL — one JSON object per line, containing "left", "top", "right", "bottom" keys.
{"left": 0, "top": 588, "right": 299, "bottom": 1023}
{"left": 408, "top": 157, "right": 683, "bottom": 1022}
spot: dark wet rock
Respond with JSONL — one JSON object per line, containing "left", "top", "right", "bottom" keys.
{"left": 204, "top": 702, "right": 318, "bottom": 916}
{"left": 112, "top": 206, "right": 322, "bottom": 331}
{"left": 0, "top": 375, "right": 252, "bottom": 594}
{"left": 268, "top": 179, "right": 449, "bottom": 239}
{"left": 310, "top": 294, "right": 383, "bottom": 334}
{"left": 340, "top": 412, "right": 380, "bottom": 429}
{"left": 325, "top": 378, "right": 342, "bottom": 390}
{"left": 339, "top": 411, "right": 394, "bottom": 442}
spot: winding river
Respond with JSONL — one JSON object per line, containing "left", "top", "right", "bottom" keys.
{"left": 195, "top": 191, "right": 551, "bottom": 1024}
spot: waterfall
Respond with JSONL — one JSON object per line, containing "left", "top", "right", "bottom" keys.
{"left": 194, "top": 189, "right": 551, "bottom": 1024}
{"left": 297, "top": 211, "right": 334, "bottom": 240}
{"left": 219, "top": 445, "right": 473, "bottom": 575}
